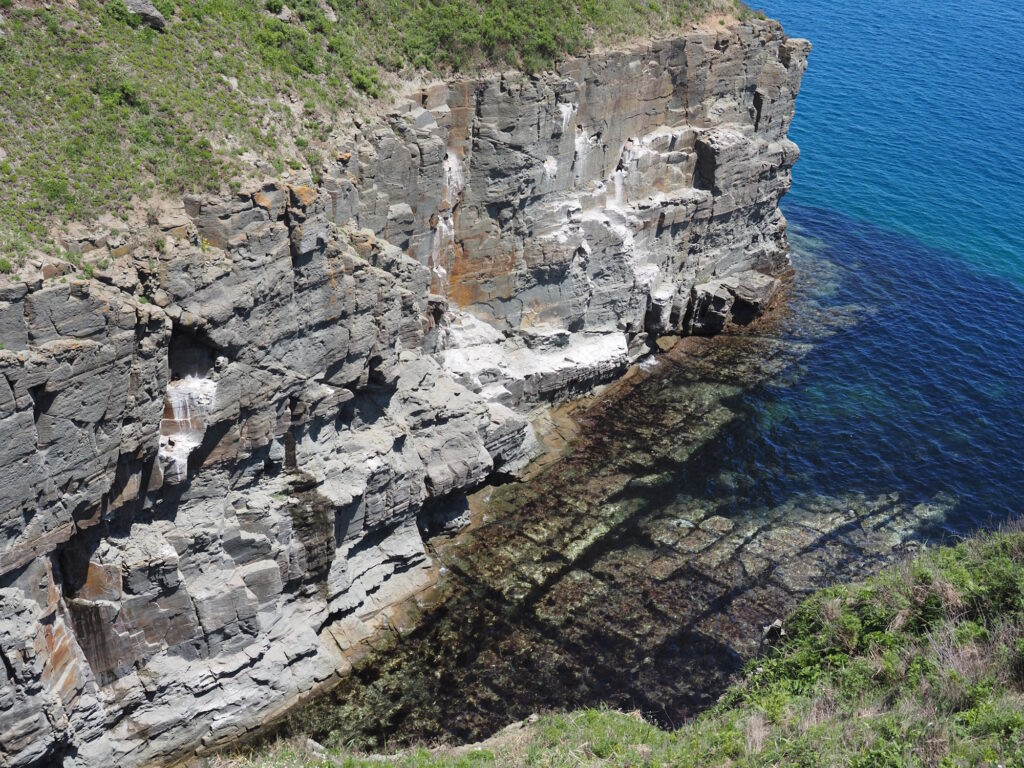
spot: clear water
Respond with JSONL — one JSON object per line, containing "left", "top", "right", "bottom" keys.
{"left": 728, "top": 0, "right": 1024, "bottom": 531}
{"left": 283, "top": 1, "right": 1024, "bottom": 745}
{"left": 689, "top": 208, "right": 1024, "bottom": 534}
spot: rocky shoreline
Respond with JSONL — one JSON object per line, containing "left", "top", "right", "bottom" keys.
{"left": 270, "top": 274, "right": 954, "bottom": 750}
{"left": 0, "top": 19, "right": 808, "bottom": 767}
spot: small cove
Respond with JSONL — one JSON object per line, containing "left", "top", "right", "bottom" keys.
{"left": 282, "top": 197, "right": 1024, "bottom": 747}
{"left": 280, "top": 0, "right": 1024, "bottom": 748}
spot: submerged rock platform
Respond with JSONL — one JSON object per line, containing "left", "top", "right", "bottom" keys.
{"left": 0, "top": 18, "right": 808, "bottom": 767}
{"left": 281, "top": 300, "right": 953, "bottom": 748}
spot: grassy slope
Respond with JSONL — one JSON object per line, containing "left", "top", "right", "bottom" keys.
{"left": 220, "top": 529, "right": 1024, "bottom": 767}
{"left": 0, "top": 0, "right": 744, "bottom": 269}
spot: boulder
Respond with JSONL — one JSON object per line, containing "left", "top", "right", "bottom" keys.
{"left": 124, "top": 0, "right": 167, "bottom": 30}
{"left": 687, "top": 271, "right": 780, "bottom": 335}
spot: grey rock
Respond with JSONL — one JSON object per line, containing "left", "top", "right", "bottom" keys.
{"left": 124, "top": 0, "right": 167, "bottom": 30}
{"left": 687, "top": 280, "right": 735, "bottom": 336}
{"left": 0, "top": 20, "right": 809, "bottom": 768}
{"left": 687, "top": 270, "right": 780, "bottom": 335}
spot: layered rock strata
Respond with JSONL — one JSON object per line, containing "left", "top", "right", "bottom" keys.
{"left": 0, "top": 20, "right": 808, "bottom": 767}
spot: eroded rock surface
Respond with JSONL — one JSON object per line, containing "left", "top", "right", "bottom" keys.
{"left": 283, "top": 305, "right": 954, "bottom": 750}
{"left": 0, "top": 19, "right": 808, "bottom": 767}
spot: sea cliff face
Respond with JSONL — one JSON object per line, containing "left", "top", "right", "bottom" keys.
{"left": 0, "top": 19, "right": 808, "bottom": 767}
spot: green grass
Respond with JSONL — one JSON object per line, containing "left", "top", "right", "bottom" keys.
{"left": 219, "top": 528, "right": 1024, "bottom": 767}
{"left": 0, "top": 0, "right": 741, "bottom": 264}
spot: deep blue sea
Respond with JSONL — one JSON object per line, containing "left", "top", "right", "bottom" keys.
{"left": 707, "top": 0, "right": 1024, "bottom": 532}
{"left": 766, "top": 0, "right": 1024, "bottom": 282}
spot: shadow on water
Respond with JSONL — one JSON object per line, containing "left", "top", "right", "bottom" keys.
{"left": 283, "top": 203, "right": 1024, "bottom": 749}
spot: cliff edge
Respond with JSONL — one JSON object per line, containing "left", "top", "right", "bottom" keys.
{"left": 0, "top": 18, "right": 808, "bottom": 767}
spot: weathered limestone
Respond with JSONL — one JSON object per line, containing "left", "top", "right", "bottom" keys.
{"left": 0, "top": 19, "right": 808, "bottom": 767}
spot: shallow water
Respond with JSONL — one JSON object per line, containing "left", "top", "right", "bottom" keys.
{"left": 695, "top": 203, "right": 1024, "bottom": 536}
{"left": 287, "top": 207, "right": 1010, "bottom": 745}
{"left": 284, "top": 0, "right": 1024, "bottom": 746}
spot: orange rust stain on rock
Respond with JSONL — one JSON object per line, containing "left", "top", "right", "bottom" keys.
{"left": 288, "top": 185, "right": 318, "bottom": 209}
{"left": 78, "top": 562, "right": 122, "bottom": 602}
{"left": 448, "top": 239, "right": 516, "bottom": 308}
{"left": 252, "top": 190, "right": 275, "bottom": 210}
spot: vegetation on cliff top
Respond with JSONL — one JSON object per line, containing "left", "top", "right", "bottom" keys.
{"left": 220, "top": 527, "right": 1024, "bottom": 767}
{"left": 0, "top": 0, "right": 748, "bottom": 263}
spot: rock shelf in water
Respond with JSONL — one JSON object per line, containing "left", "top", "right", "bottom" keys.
{"left": 0, "top": 19, "right": 809, "bottom": 768}
{"left": 283, "top": 294, "right": 952, "bottom": 748}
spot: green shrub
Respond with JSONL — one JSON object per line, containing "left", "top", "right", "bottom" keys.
{"left": 40, "top": 176, "right": 71, "bottom": 204}
{"left": 0, "top": 257, "right": 12, "bottom": 274}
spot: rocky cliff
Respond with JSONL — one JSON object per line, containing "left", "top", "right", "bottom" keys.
{"left": 0, "top": 19, "right": 808, "bottom": 767}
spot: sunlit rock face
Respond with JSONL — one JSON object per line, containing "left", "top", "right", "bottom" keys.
{"left": 0, "top": 19, "right": 808, "bottom": 768}
{"left": 344, "top": 24, "right": 809, "bottom": 403}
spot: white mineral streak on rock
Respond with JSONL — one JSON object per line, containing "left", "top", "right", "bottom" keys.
{"left": 158, "top": 375, "right": 216, "bottom": 483}
{"left": 574, "top": 126, "right": 594, "bottom": 183}
{"left": 431, "top": 150, "right": 466, "bottom": 292}
{"left": 608, "top": 168, "right": 628, "bottom": 209}
{"left": 445, "top": 309, "right": 505, "bottom": 349}
{"left": 443, "top": 150, "right": 465, "bottom": 207}
{"left": 442, "top": 332, "right": 629, "bottom": 402}
{"left": 0, "top": 23, "right": 811, "bottom": 768}
{"left": 431, "top": 214, "right": 453, "bottom": 286}
{"left": 559, "top": 102, "right": 577, "bottom": 133}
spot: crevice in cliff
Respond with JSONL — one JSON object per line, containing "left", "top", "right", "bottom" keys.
{"left": 693, "top": 140, "right": 715, "bottom": 192}
{"left": 54, "top": 527, "right": 131, "bottom": 689}
{"left": 284, "top": 397, "right": 299, "bottom": 472}
{"left": 0, "top": 642, "right": 16, "bottom": 682}
{"left": 27, "top": 382, "right": 53, "bottom": 431}
{"left": 417, "top": 494, "right": 471, "bottom": 539}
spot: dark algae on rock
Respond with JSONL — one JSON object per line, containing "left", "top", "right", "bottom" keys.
{"left": 0, "top": 10, "right": 811, "bottom": 767}
{"left": 282, "top": 241, "right": 954, "bottom": 749}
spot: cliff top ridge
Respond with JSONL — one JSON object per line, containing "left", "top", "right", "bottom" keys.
{"left": 0, "top": 0, "right": 767, "bottom": 274}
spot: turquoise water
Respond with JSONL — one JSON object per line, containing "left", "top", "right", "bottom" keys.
{"left": 713, "top": 0, "right": 1024, "bottom": 530}
{"left": 765, "top": 0, "right": 1024, "bottom": 282}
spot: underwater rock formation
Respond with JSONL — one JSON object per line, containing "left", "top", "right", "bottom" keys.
{"left": 0, "top": 19, "right": 808, "bottom": 767}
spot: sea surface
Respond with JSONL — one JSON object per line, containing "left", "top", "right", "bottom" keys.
{"left": 285, "top": 0, "right": 1024, "bottom": 744}
{"left": 744, "top": 0, "right": 1024, "bottom": 531}
{"left": 766, "top": 0, "right": 1024, "bottom": 283}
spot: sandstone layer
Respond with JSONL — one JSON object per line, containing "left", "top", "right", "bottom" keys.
{"left": 0, "top": 20, "right": 808, "bottom": 767}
